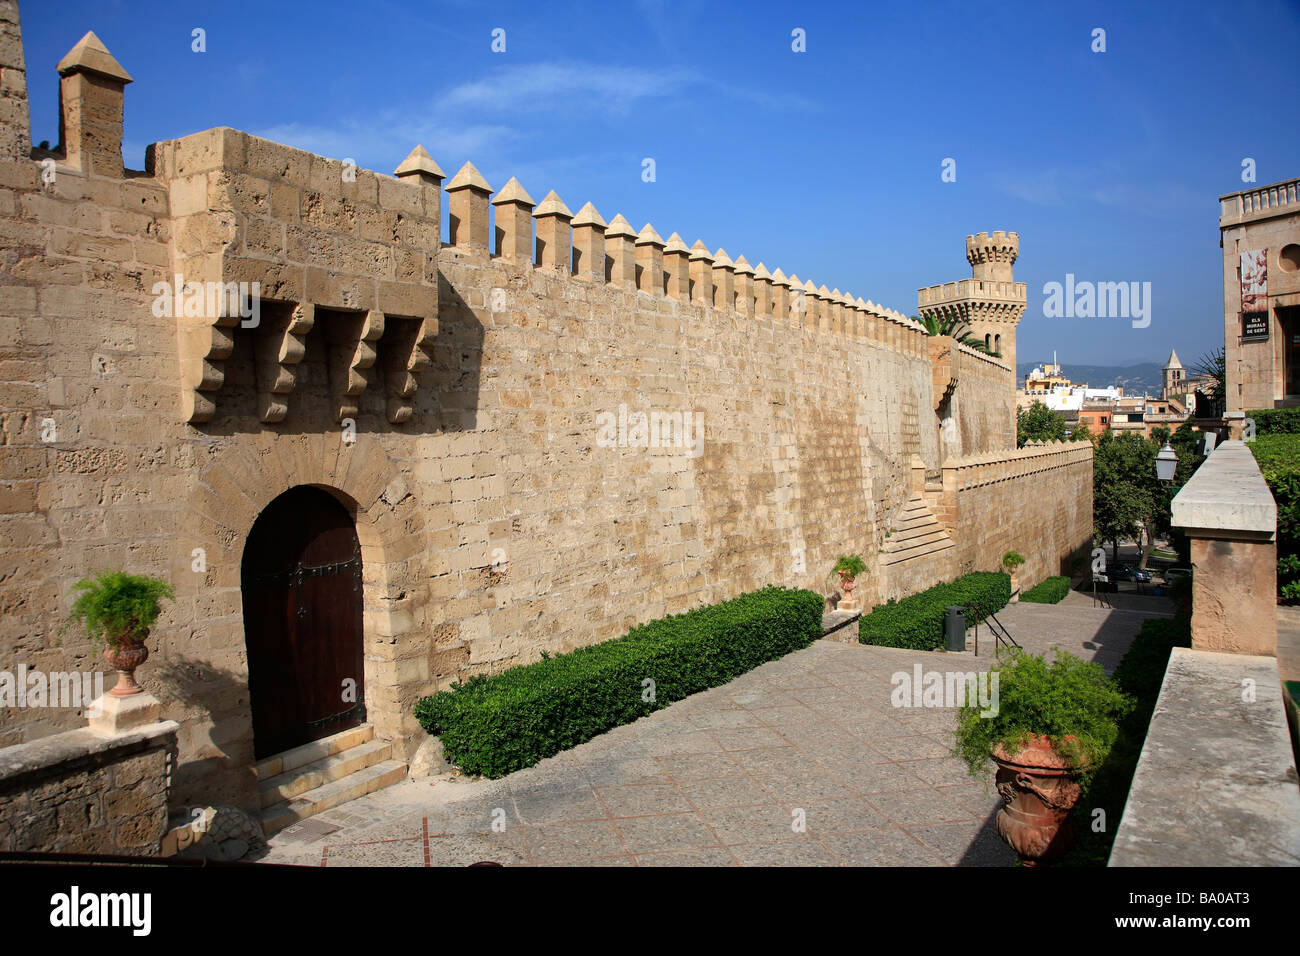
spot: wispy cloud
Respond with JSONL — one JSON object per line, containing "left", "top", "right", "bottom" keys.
{"left": 439, "top": 62, "right": 695, "bottom": 114}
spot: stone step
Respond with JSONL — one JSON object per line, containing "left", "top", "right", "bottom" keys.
{"left": 879, "top": 535, "right": 955, "bottom": 566}
{"left": 261, "top": 759, "right": 408, "bottom": 836}
{"left": 252, "top": 724, "right": 374, "bottom": 781}
{"left": 888, "top": 521, "right": 946, "bottom": 544}
{"left": 257, "top": 737, "right": 393, "bottom": 808}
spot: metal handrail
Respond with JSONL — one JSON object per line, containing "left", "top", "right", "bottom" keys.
{"left": 968, "top": 600, "right": 1020, "bottom": 657}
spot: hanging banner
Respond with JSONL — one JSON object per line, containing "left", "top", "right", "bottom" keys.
{"left": 1241, "top": 248, "right": 1268, "bottom": 312}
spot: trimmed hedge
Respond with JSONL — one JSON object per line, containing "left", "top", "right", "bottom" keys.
{"left": 413, "top": 586, "right": 823, "bottom": 778}
{"left": 1246, "top": 407, "right": 1300, "bottom": 435}
{"left": 1021, "top": 575, "right": 1071, "bottom": 604}
{"left": 1248, "top": 433, "right": 1300, "bottom": 600}
{"left": 858, "top": 572, "right": 1011, "bottom": 650}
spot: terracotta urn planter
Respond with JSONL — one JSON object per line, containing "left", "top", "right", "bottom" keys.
{"left": 991, "top": 734, "right": 1087, "bottom": 866}
{"left": 836, "top": 571, "right": 859, "bottom": 612}
{"left": 103, "top": 630, "right": 149, "bottom": 698}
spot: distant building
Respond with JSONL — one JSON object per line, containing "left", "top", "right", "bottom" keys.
{"left": 1220, "top": 177, "right": 1300, "bottom": 411}
{"left": 1161, "top": 348, "right": 1216, "bottom": 413}
{"left": 1018, "top": 352, "right": 1122, "bottom": 413}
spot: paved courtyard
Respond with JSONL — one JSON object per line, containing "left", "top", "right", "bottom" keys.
{"left": 260, "top": 594, "right": 1171, "bottom": 867}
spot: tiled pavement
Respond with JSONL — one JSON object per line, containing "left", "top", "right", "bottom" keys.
{"left": 261, "top": 595, "right": 1172, "bottom": 867}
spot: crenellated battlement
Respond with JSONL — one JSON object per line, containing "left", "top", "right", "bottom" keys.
{"left": 429, "top": 155, "right": 930, "bottom": 361}
{"left": 965, "top": 230, "right": 1019, "bottom": 282}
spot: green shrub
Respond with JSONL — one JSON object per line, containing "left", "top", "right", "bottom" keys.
{"left": 414, "top": 586, "right": 823, "bottom": 778}
{"left": 1249, "top": 433, "right": 1300, "bottom": 600}
{"left": 1246, "top": 407, "right": 1300, "bottom": 435}
{"left": 1001, "top": 551, "right": 1026, "bottom": 572}
{"left": 832, "top": 554, "right": 867, "bottom": 577}
{"left": 1021, "top": 575, "right": 1071, "bottom": 604}
{"left": 858, "top": 572, "right": 1010, "bottom": 650}
{"left": 1061, "top": 614, "right": 1191, "bottom": 866}
{"left": 954, "top": 649, "right": 1132, "bottom": 778}
{"left": 64, "top": 570, "right": 175, "bottom": 648}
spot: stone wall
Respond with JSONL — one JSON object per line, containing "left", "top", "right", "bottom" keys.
{"left": 0, "top": 8, "right": 1094, "bottom": 811}
{"left": 938, "top": 441, "right": 1094, "bottom": 587}
{"left": 0, "top": 720, "right": 177, "bottom": 854}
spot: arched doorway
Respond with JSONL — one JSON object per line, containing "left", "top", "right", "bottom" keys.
{"left": 241, "top": 485, "right": 366, "bottom": 760}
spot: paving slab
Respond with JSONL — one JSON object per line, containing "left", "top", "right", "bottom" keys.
{"left": 261, "top": 601, "right": 1168, "bottom": 867}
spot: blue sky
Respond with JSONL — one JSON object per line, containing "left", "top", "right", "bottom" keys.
{"left": 17, "top": 0, "right": 1300, "bottom": 368}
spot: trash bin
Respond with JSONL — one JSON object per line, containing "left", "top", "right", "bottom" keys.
{"left": 944, "top": 605, "right": 966, "bottom": 652}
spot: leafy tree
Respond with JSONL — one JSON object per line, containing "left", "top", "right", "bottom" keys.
{"left": 1070, "top": 418, "right": 1094, "bottom": 443}
{"left": 1093, "top": 432, "right": 1158, "bottom": 566}
{"left": 1092, "top": 428, "right": 1204, "bottom": 569}
{"left": 1017, "top": 400, "right": 1067, "bottom": 446}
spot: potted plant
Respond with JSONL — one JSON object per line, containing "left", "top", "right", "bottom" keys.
{"left": 831, "top": 554, "right": 867, "bottom": 612}
{"left": 66, "top": 571, "right": 175, "bottom": 698}
{"left": 1002, "top": 551, "right": 1026, "bottom": 601}
{"left": 953, "top": 649, "right": 1132, "bottom": 865}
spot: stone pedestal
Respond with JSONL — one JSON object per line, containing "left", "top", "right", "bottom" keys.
{"left": 88, "top": 691, "right": 161, "bottom": 736}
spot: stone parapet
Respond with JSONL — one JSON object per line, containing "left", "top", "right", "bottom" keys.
{"left": 0, "top": 720, "right": 178, "bottom": 855}
{"left": 1109, "top": 647, "right": 1300, "bottom": 866}
{"left": 1172, "top": 440, "right": 1278, "bottom": 655}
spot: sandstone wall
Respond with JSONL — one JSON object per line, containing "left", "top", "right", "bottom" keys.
{"left": 0, "top": 721, "right": 176, "bottom": 854}
{"left": 0, "top": 14, "right": 1094, "bottom": 810}
{"left": 942, "top": 442, "right": 1094, "bottom": 587}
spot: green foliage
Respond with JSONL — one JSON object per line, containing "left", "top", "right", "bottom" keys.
{"left": 1062, "top": 615, "right": 1191, "bottom": 865}
{"left": 1091, "top": 428, "right": 1203, "bottom": 553}
{"left": 1017, "top": 401, "right": 1067, "bottom": 446}
{"left": 832, "top": 554, "right": 867, "bottom": 577}
{"left": 1189, "top": 348, "right": 1226, "bottom": 417}
{"left": 65, "top": 570, "right": 175, "bottom": 648}
{"left": 413, "top": 586, "right": 824, "bottom": 778}
{"left": 858, "top": 572, "right": 1010, "bottom": 650}
{"left": 1246, "top": 407, "right": 1300, "bottom": 435}
{"left": 1001, "top": 551, "right": 1026, "bottom": 571}
{"left": 1249, "top": 433, "right": 1300, "bottom": 600}
{"left": 1021, "top": 576, "right": 1071, "bottom": 604}
{"left": 953, "top": 649, "right": 1132, "bottom": 778}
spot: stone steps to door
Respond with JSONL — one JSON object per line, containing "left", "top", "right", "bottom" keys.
{"left": 261, "top": 759, "right": 408, "bottom": 836}
{"left": 252, "top": 724, "right": 375, "bottom": 781}
{"left": 255, "top": 723, "right": 408, "bottom": 836}
{"left": 257, "top": 738, "right": 394, "bottom": 808}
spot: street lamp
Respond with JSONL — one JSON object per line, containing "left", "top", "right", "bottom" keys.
{"left": 1156, "top": 441, "right": 1178, "bottom": 483}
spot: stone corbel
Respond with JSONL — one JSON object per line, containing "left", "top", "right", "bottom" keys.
{"left": 381, "top": 315, "right": 438, "bottom": 424}
{"left": 180, "top": 310, "right": 238, "bottom": 424}
{"left": 326, "top": 309, "right": 385, "bottom": 422}
{"left": 254, "top": 302, "right": 314, "bottom": 423}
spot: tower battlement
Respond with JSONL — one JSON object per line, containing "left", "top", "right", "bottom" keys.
{"left": 965, "top": 231, "right": 1019, "bottom": 282}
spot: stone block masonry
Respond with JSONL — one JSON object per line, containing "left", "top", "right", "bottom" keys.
{"left": 0, "top": 3, "right": 1093, "bottom": 813}
{"left": 0, "top": 720, "right": 178, "bottom": 855}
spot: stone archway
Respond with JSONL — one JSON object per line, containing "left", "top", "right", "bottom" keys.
{"left": 168, "top": 432, "right": 428, "bottom": 806}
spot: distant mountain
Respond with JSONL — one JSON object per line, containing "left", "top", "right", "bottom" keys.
{"left": 1016, "top": 361, "right": 1164, "bottom": 396}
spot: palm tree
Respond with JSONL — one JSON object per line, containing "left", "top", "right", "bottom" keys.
{"left": 915, "top": 314, "right": 993, "bottom": 354}
{"left": 1189, "top": 348, "right": 1226, "bottom": 417}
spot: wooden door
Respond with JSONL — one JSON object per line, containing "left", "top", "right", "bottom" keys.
{"left": 242, "top": 486, "right": 365, "bottom": 760}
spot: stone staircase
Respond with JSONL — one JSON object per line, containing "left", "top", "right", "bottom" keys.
{"left": 255, "top": 724, "right": 407, "bottom": 836}
{"left": 878, "top": 494, "right": 955, "bottom": 571}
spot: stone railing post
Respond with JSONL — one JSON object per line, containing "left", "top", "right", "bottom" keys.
{"left": 1171, "top": 440, "right": 1278, "bottom": 655}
